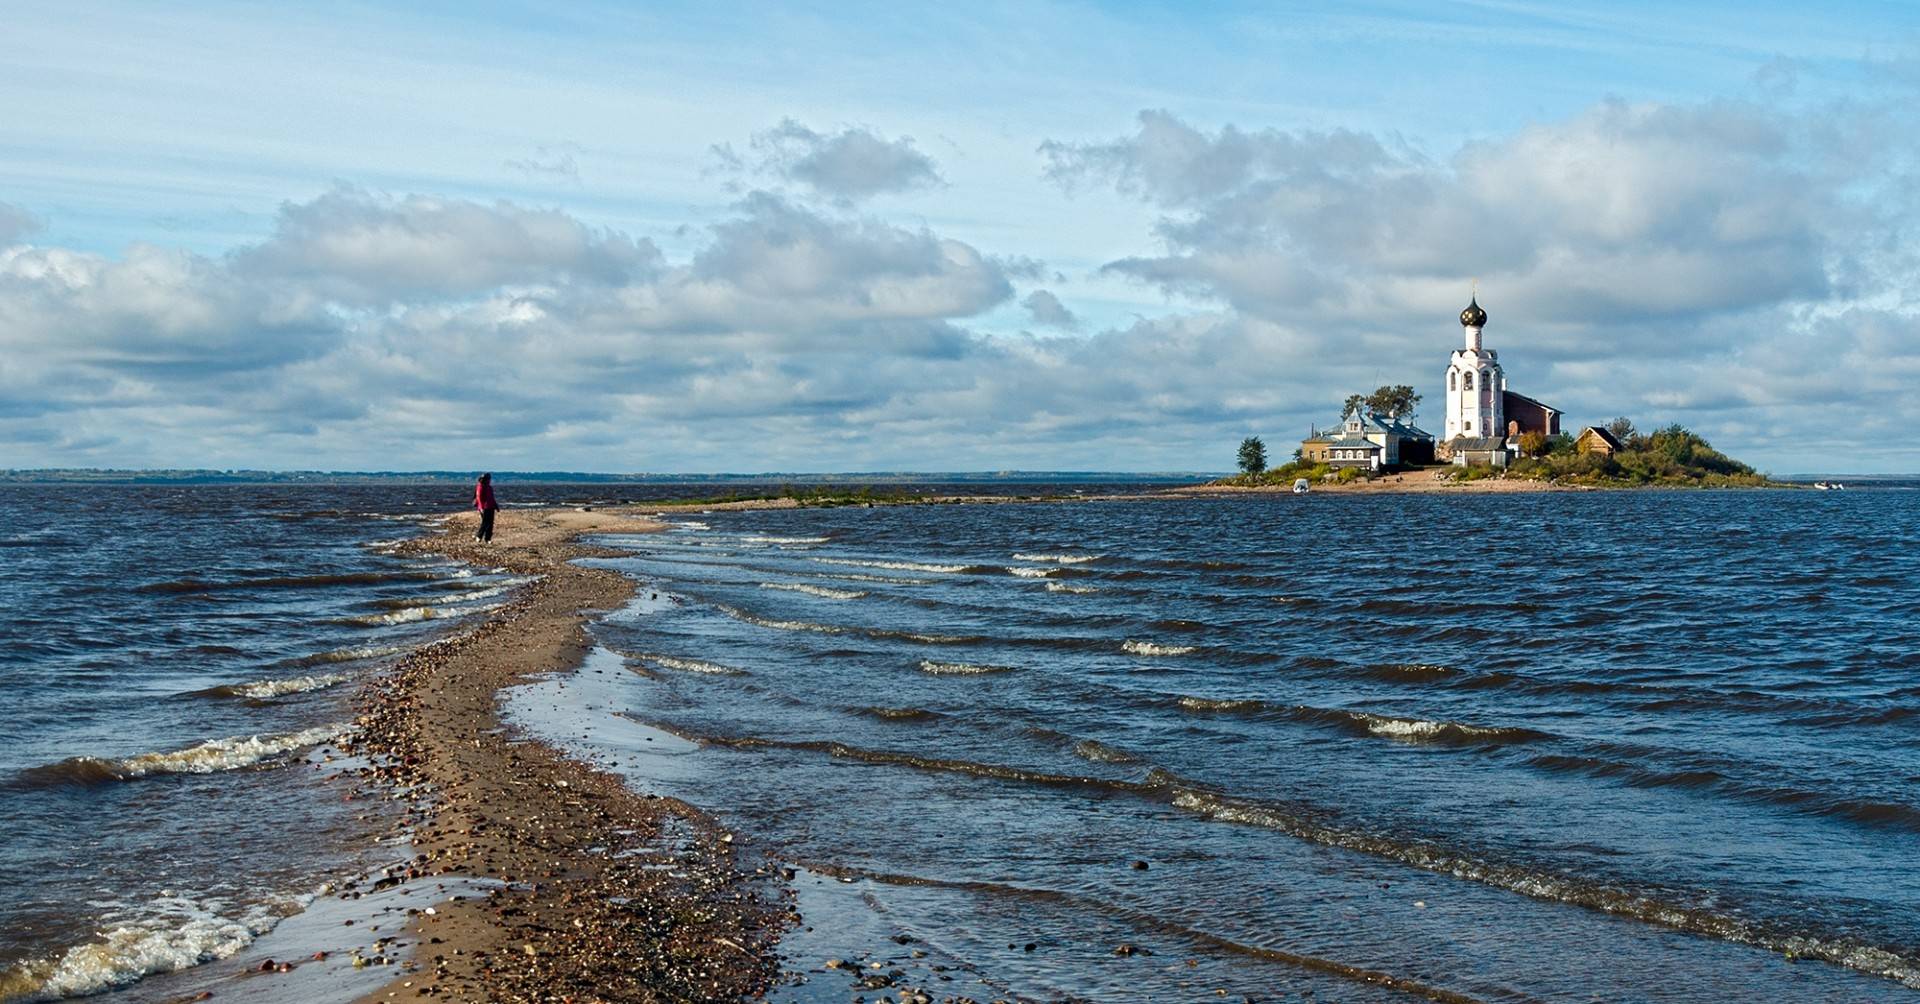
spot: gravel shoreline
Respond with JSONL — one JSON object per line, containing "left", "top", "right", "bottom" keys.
{"left": 337, "top": 507, "right": 784, "bottom": 1003}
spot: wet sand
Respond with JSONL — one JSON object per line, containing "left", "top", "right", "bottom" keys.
{"left": 334, "top": 508, "right": 783, "bottom": 1003}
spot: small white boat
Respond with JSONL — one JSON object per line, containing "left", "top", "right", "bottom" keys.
{"left": 1293, "top": 478, "right": 1310, "bottom": 495}
{"left": 1814, "top": 481, "right": 1847, "bottom": 491}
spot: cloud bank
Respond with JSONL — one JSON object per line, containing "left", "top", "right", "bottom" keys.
{"left": 4, "top": 95, "right": 1917, "bottom": 474}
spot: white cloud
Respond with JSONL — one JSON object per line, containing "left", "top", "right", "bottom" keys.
{"left": 4, "top": 89, "right": 1919, "bottom": 474}
{"left": 718, "top": 120, "right": 944, "bottom": 204}
{"left": 1021, "top": 289, "right": 1078, "bottom": 329}
{"left": 233, "top": 185, "right": 661, "bottom": 301}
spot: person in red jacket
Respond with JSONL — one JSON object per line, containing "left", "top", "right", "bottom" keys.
{"left": 474, "top": 473, "right": 499, "bottom": 542}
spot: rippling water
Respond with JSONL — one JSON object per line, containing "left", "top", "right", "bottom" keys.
{"left": 553, "top": 488, "right": 1920, "bottom": 1001}
{"left": 0, "top": 484, "right": 565, "bottom": 1000}
{"left": 0, "top": 480, "right": 1140, "bottom": 1001}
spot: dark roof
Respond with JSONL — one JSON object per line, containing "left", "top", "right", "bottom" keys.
{"left": 1502, "top": 390, "right": 1560, "bottom": 414}
{"left": 1578, "top": 426, "right": 1624, "bottom": 449}
{"left": 1448, "top": 436, "right": 1509, "bottom": 451}
{"left": 1328, "top": 437, "right": 1381, "bottom": 450}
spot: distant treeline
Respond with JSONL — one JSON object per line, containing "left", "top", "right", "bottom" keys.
{"left": 0, "top": 469, "right": 1214, "bottom": 485}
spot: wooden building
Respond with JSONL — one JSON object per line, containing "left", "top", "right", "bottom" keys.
{"left": 1575, "top": 426, "right": 1624, "bottom": 456}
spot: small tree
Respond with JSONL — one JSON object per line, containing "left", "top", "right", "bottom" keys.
{"left": 1341, "top": 394, "right": 1366, "bottom": 420}
{"left": 1517, "top": 431, "right": 1549, "bottom": 457}
{"left": 1237, "top": 436, "right": 1268, "bottom": 474}
{"left": 1365, "top": 384, "right": 1423, "bottom": 419}
{"left": 1606, "top": 416, "right": 1637, "bottom": 444}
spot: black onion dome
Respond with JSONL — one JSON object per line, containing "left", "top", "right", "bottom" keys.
{"left": 1460, "top": 296, "right": 1487, "bottom": 327}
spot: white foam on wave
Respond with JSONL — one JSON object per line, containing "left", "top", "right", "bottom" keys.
{"left": 306, "top": 644, "right": 405, "bottom": 664}
{"left": 228, "top": 673, "right": 351, "bottom": 699}
{"left": 713, "top": 603, "right": 845, "bottom": 634}
{"left": 0, "top": 894, "right": 298, "bottom": 1000}
{"left": 760, "top": 582, "right": 868, "bottom": 600}
{"left": 813, "top": 571, "right": 935, "bottom": 585}
{"left": 1124, "top": 640, "right": 1196, "bottom": 656}
{"left": 1359, "top": 715, "right": 1454, "bottom": 740}
{"left": 741, "top": 534, "right": 831, "bottom": 545}
{"left": 349, "top": 606, "right": 438, "bottom": 626}
{"left": 642, "top": 654, "right": 744, "bottom": 675}
{"left": 816, "top": 557, "right": 970, "bottom": 574}
{"left": 1177, "top": 696, "right": 1262, "bottom": 712}
{"left": 1045, "top": 582, "right": 1098, "bottom": 594}
{"left": 663, "top": 520, "right": 710, "bottom": 531}
{"left": 918, "top": 660, "right": 1014, "bottom": 675}
{"left": 1013, "top": 552, "right": 1100, "bottom": 564}
{"left": 1004, "top": 566, "right": 1057, "bottom": 579}
{"left": 81, "top": 725, "right": 349, "bottom": 781}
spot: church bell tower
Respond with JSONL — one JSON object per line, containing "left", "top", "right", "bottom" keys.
{"left": 1443, "top": 293, "right": 1505, "bottom": 441}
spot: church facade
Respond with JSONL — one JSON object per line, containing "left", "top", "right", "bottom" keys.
{"left": 1439, "top": 295, "right": 1559, "bottom": 466}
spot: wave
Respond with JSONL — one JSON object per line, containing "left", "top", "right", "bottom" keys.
{"left": 1070, "top": 738, "right": 1139, "bottom": 763}
{"left": 1177, "top": 696, "right": 1266, "bottom": 713}
{"left": 741, "top": 534, "right": 831, "bottom": 545}
{"left": 760, "top": 582, "right": 868, "bottom": 600}
{"left": 344, "top": 606, "right": 439, "bottom": 626}
{"left": 287, "top": 643, "right": 405, "bottom": 667}
{"left": 194, "top": 673, "right": 351, "bottom": 700}
{"left": 137, "top": 571, "right": 437, "bottom": 594}
{"left": 1169, "top": 788, "right": 1920, "bottom": 988}
{"left": 1012, "top": 552, "right": 1101, "bottom": 564}
{"left": 0, "top": 895, "right": 291, "bottom": 1001}
{"left": 1124, "top": 640, "right": 1196, "bottom": 656}
{"left": 1004, "top": 565, "right": 1059, "bottom": 578}
{"left": 919, "top": 660, "right": 1014, "bottom": 676}
{"left": 812, "top": 571, "right": 936, "bottom": 586}
{"left": 857, "top": 706, "right": 939, "bottom": 721}
{"left": 709, "top": 602, "right": 982, "bottom": 645}
{"left": 634, "top": 653, "right": 744, "bottom": 676}
{"left": 14, "top": 725, "right": 348, "bottom": 787}
{"left": 1045, "top": 582, "right": 1098, "bottom": 594}
{"left": 1344, "top": 711, "right": 1547, "bottom": 745}
{"left": 794, "top": 864, "right": 1485, "bottom": 1004}
{"left": 1525, "top": 753, "right": 1920, "bottom": 832}
{"left": 626, "top": 723, "right": 1920, "bottom": 988}
{"left": 1172, "top": 695, "right": 1546, "bottom": 746}
{"left": 815, "top": 557, "right": 970, "bottom": 574}
{"left": 1362, "top": 662, "right": 1460, "bottom": 683}
{"left": 711, "top": 603, "right": 845, "bottom": 635}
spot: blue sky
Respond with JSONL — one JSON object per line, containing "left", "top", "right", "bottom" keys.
{"left": 4, "top": 1, "right": 1918, "bottom": 473}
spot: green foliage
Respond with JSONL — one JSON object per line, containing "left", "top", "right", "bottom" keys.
{"left": 1364, "top": 384, "right": 1423, "bottom": 419}
{"left": 1215, "top": 458, "right": 1332, "bottom": 487}
{"left": 1237, "top": 436, "right": 1268, "bottom": 474}
{"left": 1507, "top": 422, "right": 1766, "bottom": 487}
{"left": 1516, "top": 431, "right": 1549, "bottom": 457}
{"left": 1342, "top": 394, "right": 1366, "bottom": 420}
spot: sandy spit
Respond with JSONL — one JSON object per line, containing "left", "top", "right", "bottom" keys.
{"left": 336, "top": 507, "right": 784, "bottom": 1003}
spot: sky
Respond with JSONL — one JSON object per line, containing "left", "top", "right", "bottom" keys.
{"left": 4, "top": 1, "right": 1919, "bottom": 474}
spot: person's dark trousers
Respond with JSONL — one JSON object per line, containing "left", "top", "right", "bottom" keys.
{"left": 477, "top": 509, "right": 496, "bottom": 542}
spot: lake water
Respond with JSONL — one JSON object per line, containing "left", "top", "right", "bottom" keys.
{"left": 3, "top": 483, "right": 1916, "bottom": 1002}
{"left": 562, "top": 487, "right": 1919, "bottom": 1001}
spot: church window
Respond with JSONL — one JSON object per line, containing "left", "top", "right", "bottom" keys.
{"left": 1463, "top": 371, "right": 1473, "bottom": 390}
{"left": 1448, "top": 371, "right": 1456, "bottom": 390}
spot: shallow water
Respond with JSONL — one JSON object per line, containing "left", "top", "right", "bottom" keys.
{"left": 562, "top": 490, "right": 1920, "bottom": 1001}
{"left": 0, "top": 480, "right": 1148, "bottom": 1001}
{"left": 0, "top": 485, "right": 531, "bottom": 1000}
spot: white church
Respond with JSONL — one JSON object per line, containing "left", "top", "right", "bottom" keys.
{"left": 1304, "top": 292, "right": 1561, "bottom": 470}
{"left": 1440, "top": 294, "right": 1561, "bottom": 466}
